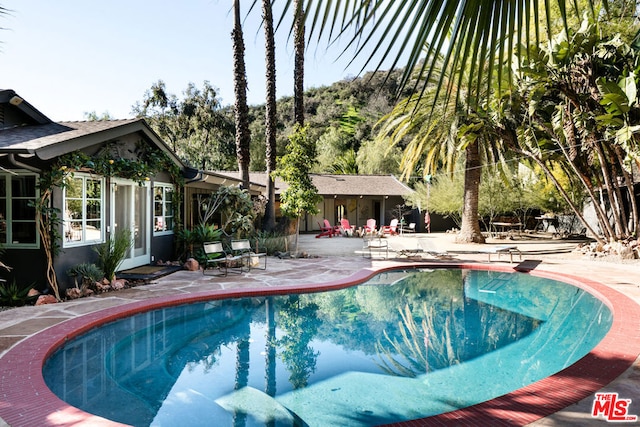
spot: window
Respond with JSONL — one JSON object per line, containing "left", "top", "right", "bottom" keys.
{"left": 0, "top": 173, "right": 39, "bottom": 247}
{"left": 63, "top": 175, "right": 104, "bottom": 246}
{"left": 154, "top": 184, "right": 174, "bottom": 234}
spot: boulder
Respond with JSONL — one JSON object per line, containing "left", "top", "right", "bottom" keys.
{"left": 35, "top": 295, "right": 58, "bottom": 305}
{"left": 184, "top": 258, "right": 200, "bottom": 271}
{"left": 65, "top": 288, "right": 82, "bottom": 299}
{"left": 111, "top": 279, "right": 128, "bottom": 290}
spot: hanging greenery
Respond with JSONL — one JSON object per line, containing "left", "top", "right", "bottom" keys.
{"left": 34, "top": 142, "right": 183, "bottom": 301}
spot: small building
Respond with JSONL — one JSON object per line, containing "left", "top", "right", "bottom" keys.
{"left": 215, "top": 172, "right": 419, "bottom": 232}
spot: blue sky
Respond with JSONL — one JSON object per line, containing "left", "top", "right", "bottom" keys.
{"left": 0, "top": 1, "right": 375, "bottom": 121}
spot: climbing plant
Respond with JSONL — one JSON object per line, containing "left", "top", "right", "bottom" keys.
{"left": 34, "top": 143, "right": 183, "bottom": 301}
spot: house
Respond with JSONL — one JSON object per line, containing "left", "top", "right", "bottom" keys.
{"left": 215, "top": 172, "right": 422, "bottom": 232}
{"left": 0, "top": 89, "right": 247, "bottom": 293}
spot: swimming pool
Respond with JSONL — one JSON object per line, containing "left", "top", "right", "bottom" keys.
{"left": 42, "top": 268, "right": 612, "bottom": 426}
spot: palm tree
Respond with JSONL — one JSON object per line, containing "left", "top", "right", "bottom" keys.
{"left": 283, "top": 1, "right": 603, "bottom": 110}
{"left": 262, "top": 0, "right": 278, "bottom": 231}
{"left": 232, "top": 0, "right": 251, "bottom": 189}
{"left": 376, "top": 61, "right": 510, "bottom": 243}
{"left": 293, "top": 0, "right": 305, "bottom": 126}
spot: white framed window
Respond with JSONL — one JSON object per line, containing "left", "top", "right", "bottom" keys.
{"left": 153, "top": 184, "right": 175, "bottom": 235}
{"left": 0, "top": 172, "right": 39, "bottom": 248}
{"left": 63, "top": 174, "right": 104, "bottom": 247}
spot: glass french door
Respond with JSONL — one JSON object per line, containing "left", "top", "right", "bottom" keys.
{"left": 111, "top": 179, "right": 151, "bottom": 271}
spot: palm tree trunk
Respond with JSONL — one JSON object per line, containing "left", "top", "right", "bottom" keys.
{"left": 232, "top": 0, "right": 251, "bottom": 190}
{"left": 456, "top": 141, "right": 485, "bottom": 243}
{"left": 293, "top": 0, "right": 305, "bottom": 126}
{"left": 263, "top": 0, "right": 277, "bottom": 231}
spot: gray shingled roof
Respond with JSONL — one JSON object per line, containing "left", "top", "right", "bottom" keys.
{"left": 0, "top": 119, "right": 184, "bottom": 166}
{"left": 0, "top": 119, "right": 138, "bottom": 153}
{"left": 215, "top": 171, "right": 413, "bottom": 196}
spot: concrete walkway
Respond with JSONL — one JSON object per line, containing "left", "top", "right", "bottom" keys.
{"left": 0, "top": 232, "right": 638, "bottom": 426}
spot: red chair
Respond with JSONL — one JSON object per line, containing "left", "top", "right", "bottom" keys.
{"left": 382, "top": 219, "right": 399, "bottom": 236}
{"left": 363, "top": 218, "right": 377, "bottom": 235}
{"left": 316, "top": 219, "right": 340, "bottom": 238}
{"left": 340, "top": 218, "right": 356, "bottom": 236}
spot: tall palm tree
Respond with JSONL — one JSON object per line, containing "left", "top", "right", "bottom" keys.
{"left": 376, "top": 60, "right": 509, "bottom": 243}
{"left": 263, "top": 0, "right": 278, "bottom": 231}
{"left": 232, "top": 0, "right": 251, "bottom": 189}
{"left": 293, "top": 0, "right": 305, "bottom": 126}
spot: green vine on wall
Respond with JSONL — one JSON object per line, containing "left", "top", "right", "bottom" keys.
{"left": 35, "top": 143, "right": 184, "bottom": 301}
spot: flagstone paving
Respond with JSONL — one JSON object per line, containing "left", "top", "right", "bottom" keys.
{"left": 0, "top": 232, "right": 638, "bottom": 426}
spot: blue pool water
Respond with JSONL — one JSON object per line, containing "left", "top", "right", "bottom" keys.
{"left": 43, "top": 269, "right": 612, "bottom": 426}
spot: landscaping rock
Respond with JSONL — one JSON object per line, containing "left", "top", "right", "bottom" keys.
{"left": 35, "top": 295, "right": 57, "bottom": 305}
{"left": 111, "top": 279, "right": 128, "bottom": 290}
{"left": 184, "top": 258, "right": 200, "bottom": 271}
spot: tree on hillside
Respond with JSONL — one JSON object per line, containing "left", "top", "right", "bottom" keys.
{"left": 133, "top": 81, "right": 235, "bottom": 170}
{"left": 262, "top": 0, "right": 278, "bottom": 231}
{"left": 233, "top": 0, "right": 251, "bottom": 189}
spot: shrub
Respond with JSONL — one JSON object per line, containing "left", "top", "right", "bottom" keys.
{"left": 254, "top": 230, "right": 288, "bottom": 255}
{"left": 67, "top": 263, "right": 104, "bottom": 291}
{"left": 94, "top": 229, "right": 131, "bottom": 281}
{"left": 0, "top": 281, "right": 37, "bottom": 307}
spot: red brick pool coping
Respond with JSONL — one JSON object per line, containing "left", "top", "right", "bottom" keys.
{"left": 0, "top": 262, "right": 638, "bottom": 427}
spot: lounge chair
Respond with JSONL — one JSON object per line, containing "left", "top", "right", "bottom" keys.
{"left": 231, "top": 239, "right": 267, "bottom": 271}
{"left": 482, "top": 245, "right": 522, "bottom": 263}
{"left": 203, "top": 241, "right": 243, "bottom": 276}
{"left": 316, "top": 219, "right": 340, "bottom": 238}
{"left": 363, "top": 218, "right": 377, "bottom": 236}
{"left": 381, "top": 219, "right": 399, "bottom": 236}
{"left": 339, "top": 218, "right": 356, "bottom": 236}
{"left": 400, "top": 222, "right": 416, "bottom": 235}
{"left": 362, "top": 235, "right": 388, "bottom": 259}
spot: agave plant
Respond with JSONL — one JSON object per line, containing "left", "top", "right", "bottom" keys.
{"left": 67, "top": 263, "right": 104, "bottom": 292}
{"left": 0, "top": 281, "right": 38, "bottom": 307}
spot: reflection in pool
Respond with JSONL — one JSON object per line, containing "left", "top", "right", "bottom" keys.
{"left": 43, "top": 269, "right": 612, "bottom": 426}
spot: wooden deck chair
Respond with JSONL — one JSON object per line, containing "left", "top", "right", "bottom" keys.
{"left": 382, "top": 219, "right": 399, "bottom": 236}
{"left": 363, "top": 218, "right": 377, "bottom": 235}
{"left": 316, "top": 219, "right": 340, "bottom": 238}
{"left": 339, "top": 218, "right": 356, "bottom": 236}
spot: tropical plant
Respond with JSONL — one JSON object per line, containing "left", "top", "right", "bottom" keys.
{"left": 0, "top": 281, "right": 37, "bottom": 307}
{"left": 67, "top": 263, "right": 104, "bottom": 293}
{"left": 94, "top": 229, "right": 132, "bottom": 282}
{"left": 506, "top": 20, "right": 640, "bottom": 242}
{"left": 285, "top": 0, "right": 604, "bottom": 111}
{"left": 253, "top": 230, "right": 288, "bottom": 255}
